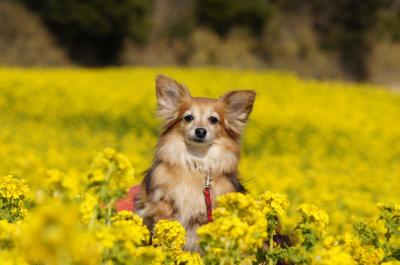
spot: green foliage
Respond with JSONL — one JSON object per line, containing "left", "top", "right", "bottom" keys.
{"left": 311, "top": 0, "right": 389, "bottom": 80}
{"left": 352, "top": 219, "right": 380, "bottom": 247}
{"left": 10, "top": 0, "right": 400, "bottom": 80}
{"left": 378, "top": 204, "right": 400, "bottom": 242}
{"left": 22, "top": 0, "right": 152, "bottom": 65}
{"left": 196, "top": 0, "right": 272, "bottom": 36}
{"left": 383, "top": 9, "right": 400, "bottom": 41}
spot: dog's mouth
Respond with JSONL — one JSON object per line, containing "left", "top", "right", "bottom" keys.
{"left": 187, "top": 137, "right": 210, "bottom": 145}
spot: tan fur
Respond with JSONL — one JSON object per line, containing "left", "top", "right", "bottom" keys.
{"left": 136, "top": 75, "right": 255, "bottom": 251}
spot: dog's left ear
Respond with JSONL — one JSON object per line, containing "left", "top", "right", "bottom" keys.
{"left": 218, "top": 90, "right": 256, "bottom": 135}
{"left": 156, "top": 74, "right": 191, "bottom": 124}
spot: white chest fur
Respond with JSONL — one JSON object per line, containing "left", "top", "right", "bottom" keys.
{"left": 167, "top": 176, "right": 206, "bottom": 226}
{"left": 150, "top": 163, "right": 208, "bottom": 226}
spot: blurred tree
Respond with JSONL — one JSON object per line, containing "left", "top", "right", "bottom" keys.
{"left": 0, "top": 1, "right": 69, "bottom": 66}
{"left": 151, "top": 0, "right": 195, "bottom": 40}
{"left": 196, "top": 0, "right": 272, "bottom": 36}
{"left": 312, "top": 0, "right": 388, "bottom": 81}
{"left": 377, "top": 0, "right": 400, "bottom": 41}
{"left": 22, "top": 0, "right": 152, "bottom": 66}
{"left": 9, "top": 0, "right": 400, "bottom": 82}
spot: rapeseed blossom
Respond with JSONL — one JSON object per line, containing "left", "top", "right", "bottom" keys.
{"left": 0, "top": 250, "right": 28, "bottom": 265}
{"left": 80, "top": 193, "right": 98, "bottom": 224}
{"left": 128, "top": 246, "right": 165, "bottom": 265}
{"left": 96, "top": 219, "right": 151, "bottom": 263}
{"left": 342, "top": 233, "right": 384, "bottom": 265}
{"left": 0, "top": 175, "right": 30, "bottom": 200}
{"left": 152, "top": 220, "right": 186, "bottom": 254}
{"left": 42, "top": 169, "right": 81, "bottom": 199}
{"left": 198, "top": 193, "right": 267, "bottom": 264}
{"left": 313, "top": 245, "right": 356, "bottom": 265}
{"left": 0, "top": 160, "right": 398, "bottom": 264}
{"left": 0, "top": 220, "right": 17, "bottom": 248}
{"left": 298, "top": 203, "right": 329, "bottom": 234}
{"left": 259, "top": 191, "right": 289, "bottom": 217}
{"left": 176, "top": 251, "right": 203, "bottom": 265}
{"left": 111, "top": 210, "right": 143, "bottom": 225}
{"left": 86, "top": 148, "right": 135, "bottom": 198}
{"left": 0, "top": 68, "right": 400, "bottom": 264}
{"left": 20, "top": 202, "right": 101, "bottom": 265}
{"left": 0, "top": 175, "right": 30, "bottom": 222}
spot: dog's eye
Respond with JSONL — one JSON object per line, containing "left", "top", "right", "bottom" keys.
{"left": 184, "top": 115, "right": 194, "bottom": 122}
{"left": 209, "top": 116, "right": 219, "bottom": 124}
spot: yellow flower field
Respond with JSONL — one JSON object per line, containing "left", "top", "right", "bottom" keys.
{"left": 0, "top": 67, "right": 399, "bottom": 264}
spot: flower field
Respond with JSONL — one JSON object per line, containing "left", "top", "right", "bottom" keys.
{"left": 0, "top": 68, "right": 399, "bottom": 264}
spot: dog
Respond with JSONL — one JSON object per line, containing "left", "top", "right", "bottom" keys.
{"left": 135, "top": 74, "right": 256, "bottom": 251}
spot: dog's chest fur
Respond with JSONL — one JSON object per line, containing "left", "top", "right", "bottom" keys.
{"left": 149, "top": 156, "right": 236, "bottom": 227}
{"left": 161, "top": 167, "right": 208, "bottom": 225}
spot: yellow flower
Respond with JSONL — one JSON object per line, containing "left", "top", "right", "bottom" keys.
{"left": 79, "top": 192, "right": 98, "bottom": 224}
{"left": 96, "top": 216, "right": 151, "bottom": 264}
{"left": 381, "top": 262, "right": 400, "bottom": 265}
{"left": 114, "top": 219, "right": 150, "bottom": 247}
{"left": 0, "top": 175, "right": 30, "bottom": 200}
{"left": 377, "top": 203, "right": 400, "bottom": 213}
{"left": 259, "top": 191, "right": 289, "bottom": 216}
{"left": 198, "top": 193, "right": 267, "bottom": 264}
{"left": 176, "top": 251, "right": 204, "bottom": 265}
{"left": 323, "top": 236, "right": 337, "bottom": 248}
{"left": 96, "top": 216, "right": 150, "bottom": 250}
{"left": 0, "top": 175, "right": 30, "bottom": 221}
{"left": 298, "top": 203, "right": 329, "bottom": 233}
{"left": 86, "top": 148, "right": 135, "bottom": 200}
{"left": 111, "top": 210, "right": 143, "bottom": 225}
{"left": 20, "top": 202, "right": 101, "bottom": 265}
{"left": 0, "top": 220, "right": 18, "bottom": 246}
{"left": 152, "top": 220, "right": 186, "bottom": 254}
{"left": 2, "top": 67, "right": 400, "bottom": 264}
{"left": 0, "top": 250, "right": 29, "bottom": 265}
{"left": 95, "top": 227, "right": 116, "bottom": 249}
{"left": 88, "top": 169, "right": 106, "bottom": 184}
{"left": 198, "top": 216, "right": 267, "bottom": 252}
{"left": 42, "top": 169, "right": 81, "bottom": 196}
{"left": 313, "top": 245, "right": 356, "bottom": 265}
{"left": 214, "top": 192, "right": 267, "bottom": 226}
{"left": 342, "top": 233, "right": 384, "bottom": 265}
{"left": 129, "top": 246, "right": 165, "bottom": 265}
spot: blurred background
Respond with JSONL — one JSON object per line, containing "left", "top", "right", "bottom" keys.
{"left": 1, "top": 0, "right": 400, "bottom": 87}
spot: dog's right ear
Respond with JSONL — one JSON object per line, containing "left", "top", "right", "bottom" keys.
{"left": 156, "top": 74, "right": 191, "bottom": 123}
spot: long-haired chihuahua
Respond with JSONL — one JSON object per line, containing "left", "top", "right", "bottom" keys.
{"left": 135, "top": 74, "right": 256, "bottom": 251}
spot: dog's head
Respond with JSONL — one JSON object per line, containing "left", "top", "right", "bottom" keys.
{"left": 156, "top": 74, "right": 255, "bottom": 148}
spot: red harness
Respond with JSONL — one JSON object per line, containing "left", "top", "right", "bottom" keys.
{"left": 203, "top": 174, "right": 213, "bottom": 222}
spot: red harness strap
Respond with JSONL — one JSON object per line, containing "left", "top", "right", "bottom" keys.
{"left": 203, "top": 187, "right": 213, "bottom": 222}
{"left": 203, "top": 174, "right": 213, "bottom": 222}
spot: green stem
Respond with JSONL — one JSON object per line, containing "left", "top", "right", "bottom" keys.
{"left": 88, "top": 206, "right": 98, "bottom": 230}
{"left": 105, "top": 198, "right": 116, "bottom": 227}
{"left": 269, "top": 232, "right": 274, "bottom": 265}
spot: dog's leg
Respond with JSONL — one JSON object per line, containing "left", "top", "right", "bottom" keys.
{"left": 137, "top": 199, "right": 175, "bottom": 225}
{"left": 184, "top": 224, "right": 203, "bottom": 252}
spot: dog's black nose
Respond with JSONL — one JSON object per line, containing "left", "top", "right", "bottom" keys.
{"left": 195, "top": 128, "right": 207, "bottom": 138}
